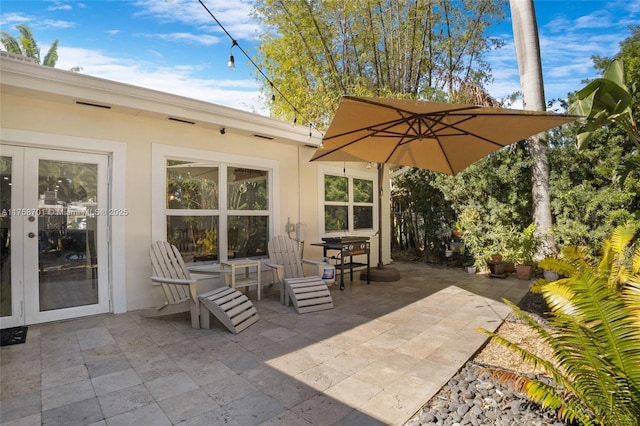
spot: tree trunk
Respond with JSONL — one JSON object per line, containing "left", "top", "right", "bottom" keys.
{"left": 509, "top": 0, "right": 555, "bottom": 257}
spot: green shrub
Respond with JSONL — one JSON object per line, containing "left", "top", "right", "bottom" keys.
{"left": 479, "top": 223, "right": 640, "bottom": 425}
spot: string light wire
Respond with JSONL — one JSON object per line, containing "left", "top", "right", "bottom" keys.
{"left": 197, "top": 0, "right": 323, "bottom": 138}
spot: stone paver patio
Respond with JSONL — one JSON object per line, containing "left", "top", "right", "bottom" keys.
{"left": 0, "top": 262, "right": 530, "bottom": 426}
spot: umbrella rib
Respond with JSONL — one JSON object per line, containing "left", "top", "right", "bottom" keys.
{"left": 313, "top": 116, "right": 417, "bottom": 160}
{"left": 423, "top": 116, "right": 456, "bottom": 174}
{"left": 382, "top": 121, "right": 418, "bottom": 165}
{"left": 407, "top": 113, "right": 508, "bottom": 148}
{"left": 437, "top": 115, "right": 515, "bottom": 148}
{"left": 312, "top": 131, "right": 377, "bottom": 160}
{"left": 323, "top": 116, "right": 413, "bottom": 142}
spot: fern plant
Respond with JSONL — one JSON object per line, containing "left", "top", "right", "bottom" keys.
{"left": 479, "top": 223, "right": 640, "bottom": 426}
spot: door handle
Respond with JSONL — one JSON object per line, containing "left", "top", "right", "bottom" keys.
{"left": 28, "top": 232, "right": 36, "bottom": 238}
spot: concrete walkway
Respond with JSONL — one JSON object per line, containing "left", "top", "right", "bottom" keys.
{"left": 0, "top": 262, "right": 530, "bottom": 426}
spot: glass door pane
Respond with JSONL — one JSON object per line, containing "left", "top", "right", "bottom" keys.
{"left": 1, "top": 156, "right": 13, "bottom": 317}
{"left": 37, "top": 159, "right": 99, "bottom": 311}
{"left": 0, "top": 146, "right": 25, "bottom": 329}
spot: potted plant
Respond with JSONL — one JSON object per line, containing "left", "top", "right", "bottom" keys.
{"left": 452, "top": 220, "right": 465, "bottom": 238}
{"left": 464, "top": 259, "right": 477, "bottom": 274}
{"left": 506, "top": 224, "right": 540, "bottom": 280}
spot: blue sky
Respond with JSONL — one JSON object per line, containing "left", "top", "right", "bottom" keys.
{"left": 1, "top": 0, "right": 638, "bottom": 115}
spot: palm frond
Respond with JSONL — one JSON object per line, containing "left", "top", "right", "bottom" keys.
{"left": 566, "top": 270, "right": 640, "bottom": 381}
{"left": 633, "top": 247, "right": 640, "bottom": 275}
{"left": 481, "top": 224, "right": 640, "bottom": 425}
{"left": 42, "top": 39, "right": 59, "bottom": 67}
{"left": 16, "top": 23, "right": 39, "bottom": 63}
{"left": 560, "top": 245, "right": 598, "bottom": 271}
{"left": 624, "top": 278, "right": 640, "bottom": 318}
{"left": 479, "top": 329, "right": 566, "bottom": 384}
{"left": 540, "top": 281, "right": 579, "bottom": 317}
{"left": 600, "top": 223, "right": 639, "bottom": 287}
{"left": 537, "top": 257, "right": 570, "bottom": 273}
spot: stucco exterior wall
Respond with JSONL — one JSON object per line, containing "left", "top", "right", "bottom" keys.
{"left": 1, "top": 56, "right": 390, "bottom": 319}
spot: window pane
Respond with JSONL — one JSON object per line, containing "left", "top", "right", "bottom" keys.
{"left": 354, "top": 206, "right": 373, "bottom": 230}
{"left": 228, "top": 216, "right": 268, "bottom": 258}
{"left": 167, "top": 216, "right": 218, "bottom": 263}
{"left": 325, "top": 205, "right": 348, "bottom": 232}
{"left": 228, "top": 167, "right": 268, "bottom": 210}
{"left": 324, "top": 175, "right": 348, "bottom": 202}
{"left": 167, "top": 160, "right": 218, "bottom": 209}
{"left": 353, "top": 178, "right": 373, "bottom": 203}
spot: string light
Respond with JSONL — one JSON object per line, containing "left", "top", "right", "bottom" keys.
{"left": 197, "top": 0, "right": 322, "bottom": 138}
{"left": 228, "top": 40, "right": 237, "bottom": 70}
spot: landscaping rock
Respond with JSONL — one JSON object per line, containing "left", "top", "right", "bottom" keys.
{"left": 405, "top": 362, "right": 565, "bottom": 425}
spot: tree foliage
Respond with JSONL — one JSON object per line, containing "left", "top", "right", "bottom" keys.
{"left": 1, "top": 24, "right": 58, "bottom": 67}
{"left": 253, "top": 0, "right": 505, "bottom": 127}
{"left": 549, "top": 123, "right": 639, "bottom": 252}
{"left": 426, "top": 143, "right": 534, "bottom": 264}
{"left": 391, "top": 169, "right": 454, "bottom": 257}
{"left": 392, "top": 26, "right": 640, "bottom": 262}
{"left": 570, "top": 58, "right": 638, "bottom": 151}
{"left": 1, "top": 23, "right": 81, "bottom": 71}
{"left": 570, "top": 27, "right": 640, "bottom": 186}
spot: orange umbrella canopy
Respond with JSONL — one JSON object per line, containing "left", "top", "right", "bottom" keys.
{"left": 311, "top": 96, "right": 577, "bottom": 174}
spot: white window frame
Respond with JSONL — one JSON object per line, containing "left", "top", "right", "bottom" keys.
{"left": 152, "top": 144, "right": 278, "bottom": 263}
{"left": 317, "top": 165, "right": 377, "bottom": 236}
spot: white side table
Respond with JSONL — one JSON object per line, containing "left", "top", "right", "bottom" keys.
{"left": 220, "top": 259, "right": 261, "bottom": 301}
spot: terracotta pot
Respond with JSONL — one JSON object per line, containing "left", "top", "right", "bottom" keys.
{"left": 487, "top": 261, "right": 505, "bottom": 275}
{"left": 503, "top": 262, "right": 515, "bottom": 273}
{"left": 515, "top": 264, "right": 533, "bottom": 280}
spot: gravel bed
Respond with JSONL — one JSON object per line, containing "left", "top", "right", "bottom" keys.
{"left": 405, "top": 362, "right": 565, "bottom": 426}
{"left": 405, "top": 289, "right": 567, "bottom": 426}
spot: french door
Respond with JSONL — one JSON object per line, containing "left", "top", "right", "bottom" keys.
{"left": 0, "top": 145, "right": 110, "bottom": 327}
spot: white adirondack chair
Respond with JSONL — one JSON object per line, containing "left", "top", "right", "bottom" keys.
{"left": 266, "top": 235, "right": 334, "bottom": 313}
{"left": 142, "top": 241, "right": 259, "bottom": 333}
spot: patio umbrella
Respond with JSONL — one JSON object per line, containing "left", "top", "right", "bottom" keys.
{"left": 311, "top": 96, "right": 577, "bottom": 278}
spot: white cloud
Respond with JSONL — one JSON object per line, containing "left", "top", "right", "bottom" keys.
{"left": 41, "top": 19, "right": 75, "bottom": 29}
{"left": 573, "top": 10, "right": 614, "bottom": 30}
{"left": 0, "top": 12, "right": 34, "bottom": 26}
{"left": 150, "top": 32, "right": 222, "bottom": 46}
{"left": 133, "top": 0, "right": 258, "bottom": 41}
{"left": 56, "top": 46, "right": 265, "bottom": 113}
{"left": 47, "top": 4, "right": 72, "bottom": 12}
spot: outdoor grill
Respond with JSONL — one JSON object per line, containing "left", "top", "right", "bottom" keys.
{"left": 314, "top": 236, "right": 370, "bottom": 290}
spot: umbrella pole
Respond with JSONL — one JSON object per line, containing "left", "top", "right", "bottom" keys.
{"left": 378, "top": 163, "right": 384, "bottom": 269}
{"left": 365, "top": 163, "right": 399, "bottom": 282}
